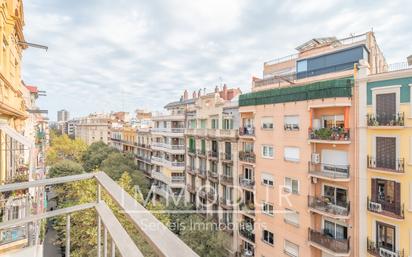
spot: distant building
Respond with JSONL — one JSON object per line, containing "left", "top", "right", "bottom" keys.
{"left": 75, "top": 113, "right": 111, "bottom": 145}
{"left": 57, "top": 109, "right": 70, "bottom": 122}
{"left": 67, "top": 119, "right": 79, "bottom": 138}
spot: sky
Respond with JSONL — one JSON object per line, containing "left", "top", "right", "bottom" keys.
{"left": 21, "top": 0, "right": 412, "bottom": 120}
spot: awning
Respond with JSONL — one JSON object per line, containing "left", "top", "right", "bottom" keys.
{"left": 0, "top": 123, "right": 34, "bottom": 147}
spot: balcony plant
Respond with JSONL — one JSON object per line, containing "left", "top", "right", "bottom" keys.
{"left": 314, "top": 128, "right": 332, "bottom": 140}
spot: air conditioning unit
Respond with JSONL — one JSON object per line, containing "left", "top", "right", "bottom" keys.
{"left": 311, "top": 153, "right": 320, "bottom": 164}
{"left": 368, "top": 201, "right": 382, "bottom": 213}
{"left": 379, "top": 247, "right": 397, "bottom": 257}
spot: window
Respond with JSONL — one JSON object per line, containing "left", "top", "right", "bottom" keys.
{"left": 323, "top": 185, "right": 347, "bottom": 207}
{"left": 261, "top": 117, "right": 274, "bottom": 129}
{"left": 223, "top": 118, "right": 233, "bottom": 130}
{"left": 284, "top": 147, "right": 300, "bottom": 162}
{"left": 211, "top": 118, "right": 219, "bottom": 129}
{"left": 284, "top": 177, "right": 299, "bottom": 194}
{"left": 200, "top": 119, "right": 207, "bottom": 129}
{"left": 263, "top": 230, "right": 274, "bottom": 245}
{"left": 284, "top": 209, "right": 299, "bottom": 227}
{"left": 261, "top": 173, "right": 274, "bottom": 187}
{"left": 322, "top": 115, "right": 344, "bottom": 129}
{"left": 262, "top": 145, "right": 274, "bottom": 158}
{"left": 188, "top": 119, "right": 196, "bottom": 129}
{"left": 376, "top": 222, "right": 396, "bottom": 252}
{"left": 284, "top": 115, "right": 299, "bottom": 131}
{"left": 262, "top": 202, "right": 274, "bottom": 216}
{"left": 324, "top": 220, "right": 348, "bottom": 240}
{"left": 284, "top": 240, "right": 299, "bottom": 257}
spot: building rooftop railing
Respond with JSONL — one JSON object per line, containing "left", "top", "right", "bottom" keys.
{"left": 0, "top": 172, "right": 199, "bottom": 257}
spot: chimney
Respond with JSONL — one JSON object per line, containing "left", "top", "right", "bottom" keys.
{"left": 183, "top": 90, "right": 188, "bottom": 100}
{"left": 223, "top": 84, "right": 228, "bottom": 100}
{"left": 192, "top": 91, "right": 197, "bottom": 99}
{"left": 408, "top": 55, "right": 412, "bottom": 66}
{"left": 215, "top": 85, "right": 219, "bottom": 93}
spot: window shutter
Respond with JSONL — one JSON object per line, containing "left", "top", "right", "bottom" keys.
{"left": 395, "top": 182, "right": 401, "bottom": 215}
{"left": 371, "top": 178, "right": 377, "bottom": 202}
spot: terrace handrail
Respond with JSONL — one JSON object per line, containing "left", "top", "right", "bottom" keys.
{"left": 0, "top": 172, "right": 200, "bottom": 257}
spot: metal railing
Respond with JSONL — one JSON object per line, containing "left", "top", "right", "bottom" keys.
{"left": 152, "top": 142, "right": 185, "bottom": 151}
{"left": 220, "top": 174, "right": 233, "bottom": 185}
{"left": 208, "top": 171, "right": 219, "bottom": 181}
{"left": 385, "top": 62, "right": 412, "bottom": 72}
{"left": 0, "top": 172, "right": 199, "bottom": 257}
{"left": 151, "top": 128, "right": 185, "bottom": 133}
{"left": 239, "top": 178, "right": 255, "bottom": 189}
{"left": 308, "top": 161, "right": 350, "bottom": 179}
{"left": 207, "top": 151, "right": 219, "bottom": 159}
{"left": 239, "top": 127, "right": 255, "bottom": 136}
{"left": 308, "top": 195, "right": 350, "bottom": 217}
{"left": 367, "top": 156, "right": 405, "bottom": 173}
{"left": 367, "top": 197, "right": 404, "bottom": 219}
{"left": 239, "top": 152, "right": 256, "bottom": 163}
{"left": 197, "top": 168, "right": 207, "bottom": 179}
{"left": 239, "top": 222, "right": 255, "bottom": 242}
{"left": 367, "top": 237, "right": 404, "bottom": 257}
{"left": 308, "top": 128, "right": 350, "bottom": 141}
{"left": 367, "top": 112, "right": 405, "bottom": 127}
{"left": 308, "top": 228, "right": 350, "bottom": 254}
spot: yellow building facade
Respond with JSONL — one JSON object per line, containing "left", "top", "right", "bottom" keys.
{"left": 366, "top": 69, "right": 412, "bottom": 257}
{"left": 0, "top": 0, "right": 28, "bottom": 183}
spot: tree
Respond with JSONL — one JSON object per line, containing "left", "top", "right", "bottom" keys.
{"left": 100, "top": 152, "right": 136, "bottom": 180}
{"left": 48, "top": 160, "right": 85, "bottom": 178}
{"left": 81, "top": 141, "right": 118, "bottom": 172}
{"left": 46, "top": 134, "right": 87, "bottom": 165}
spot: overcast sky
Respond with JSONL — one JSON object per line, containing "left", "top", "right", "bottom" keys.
{"left": 22, "top": 0, "right": 412, "bottom": 120}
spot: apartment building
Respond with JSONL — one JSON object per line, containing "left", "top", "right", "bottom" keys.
{"left": 151, "top": 93, "right": 193, "bottom": 198}
{"left": 364, "top": 64, "right": 412, "bottom": 257}
{"left": 136, "top": 128, "right": 153, "bottom": 177}
{"left": 237, "top": 32, "right": 386, "bottom": 257}
{"left": 185, "top": 85, "right": 241, "bottom": 256}
{"left": 75, "top": 113, "right": 111, "bottom": 145}
{"left": 122, "top": 126, "right": 137, "bottom": 154}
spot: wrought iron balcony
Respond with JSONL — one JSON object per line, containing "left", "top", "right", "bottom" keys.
{"left": 239, "top": 151, "right": 256, "bottom": 163}
{"left": 186, "top": 166, "right": 197, "bottom": 176}
{"left": 367, "top": 197, "right": 404, "bottom": 219}
{"left": 239, "top": 177, "right": 255, "bottom": 189}
{"left": 219, "top": 197, "right": 233, "bottom": 210}
{"left": 220, "top": 152, "right": 233, "bottom": 162}
{"left": 208, "top": 151, "right": 219, "bottom": 160}
{"left": 367, "top": 112, "right": 405, "bottom": 127}
{"left": 308, "top": 195, "right": 350, "bottom": 217}
{"left": 308, "top": 228, "right": 350, "bottom": 254}
{"left": 197, "top": 149, "right": 207, "bottom": 158}
{"left": 197, "top": 168, "right": 207, "bottom": 179}
{"left": 367, "top": 237, "right": 404, "bottom": 257}
{"left": 0, "top": 172, "right": 199, "bottom": 257}
{"left": 367, "top": 156, "right": 405, "bottom": 173}
{"left": 239, "top": 126, "right": 255, "bottom": 137}
{"left": 308, "top": 128, "right": 350, "bottom": 142}
{"left": 220, "top": 174, "right": 233, "bottom": 185}
{"left": 208, "top": 170, "right": 219, "bottom": 182}
{"left": 240, "top": 202, "right": 255, "bottom": 216}
{"left": 308, "top": 161, "right": 350, "bottom": 180}
{"left": 239, "top": 222, "right": 255, "bottom": 242}
{"left": 187, "top": 147, "right": 197, "bottom": 155}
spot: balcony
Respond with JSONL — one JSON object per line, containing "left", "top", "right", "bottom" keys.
{"left": 308, "top": 128, "right": 350, "bottom": 144}
{"left": 0, "top": 172, "right": 199, "bottom": 257}
{"left": 308, "top": 196, "right": 350, "bottom": 218}
{"left": 186, "top": 166, "right": 197, "bottom": 176}
{"left": 219, "top": 197, "right": 233, "bottom": 210}
{"left": 239, "top": 178, "right": 255, "bottom": 190}
{"left": 367, "top": 238, "right": 404, "bottom": 257}
{"left": 367, "top": 156, "right": 405, "bottom": 173}
{"left": 152, "top": 142, "right": 185, "bottom": 153}
{"left": 367, "top": 197, "right": 404, "bottom": 219}
{"left": 240, "top": 248, "right": 255, "bottom": 257}
{"left": 187, "top": 147, "right": 197, "bottom": 156}
{"left": 239, "top": 152, "right": 256, "bottom": 164}
{"left": 239, "top": 222, "right": 255, "bottom": 243}
{"left": 308, "top": 228, "right": 350, "bottom": 255}
{"left": 135, "top": 154, "right": 151, "bottom": 164}
{"left": 207, "top": 191, "right": 217, "bottom": 202}
{"left": 208, "top": 151, "right": 219, "bottom": 160}
{"left": 220, "top": 152, "right": 233, "bottom": 163}
{"left": 239, "top": 127, "right": 255, "bottom": 137}
{"left": 367, "top": 112, "right": 405, "bottom": 127}
{"left": 308, "top": 161, "right": 350, "bottom": 181}
{"left": 198, "top": 189, "right": 207, "bottom": 199}
{"left": 151, "top": 127, "right": 185, "bottom": 136}
{"left": 220, "top": 174, "right": 233, "bottom": 185}
{"left": 197, "top": 169, "right": 207, "bottom": 179}
{"left": 186, "top": 184, "right": 196, "bottom": 194}
{"left": 208, "top": 170, "right": 219, "bottom": 182}
{"left": 240, "top": 202, "right": 255, "bottom": 217}
{"left": 151, "top": 157, "right": 185, "bottom": 171}
{"left": 197, "top": 149, "right": 207, "bottom": 158}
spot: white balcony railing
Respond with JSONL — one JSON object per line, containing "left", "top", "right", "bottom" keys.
{"left": 152, "top": 142, "right": 185, "bottom": 151}
{"left": 151, "top": 128, "right": 185, "bottom": 134}
{"left": 0, "top": 172, "right": 199, "bottom": 257}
